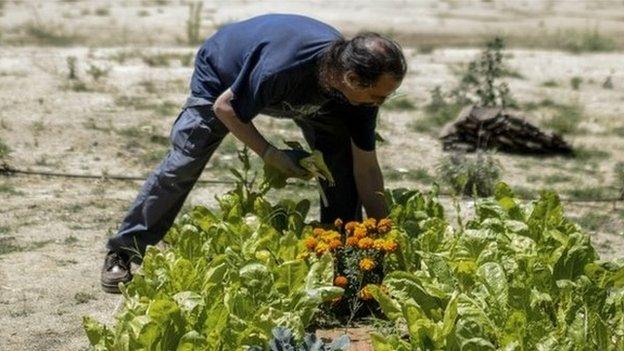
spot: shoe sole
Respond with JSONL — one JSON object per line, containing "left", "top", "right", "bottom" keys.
{"left": 101, "top": 276, "right": 132, "bottom": 294}
{"left": 101, "top": 281, "right": 122, "bottom": 294}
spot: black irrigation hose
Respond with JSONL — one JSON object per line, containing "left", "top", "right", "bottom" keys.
{"left": 1, "top": 163, "right": 622, "bottom": 204}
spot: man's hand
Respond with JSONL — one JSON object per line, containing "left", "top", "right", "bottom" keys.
{"left": 262, "top": 145, "right": 310, "bottom": 179}
{"left": 352, "top": 142, "right": 388, "bottom": 219}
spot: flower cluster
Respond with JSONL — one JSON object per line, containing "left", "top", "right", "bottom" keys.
{"left": 300, "top": 217, "right": 397, "bottom": 305}
{"left": 304, "top": 227, "right": 343, "bottom": 257}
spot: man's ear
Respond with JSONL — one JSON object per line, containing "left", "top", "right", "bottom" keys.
{"left": 344, "top": 71, "right": 361, "bottom": 89}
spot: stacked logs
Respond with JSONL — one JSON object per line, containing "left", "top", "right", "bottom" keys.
{"left": 439, "top": 106, "right": 572, "bottom": 155}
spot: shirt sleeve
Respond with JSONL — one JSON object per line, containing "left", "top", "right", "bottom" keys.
{"left": 229, "top": 46, "right": 275, "bottom": 123}
{"left": 343, "top": 105, "right": 379, "bottom": 151}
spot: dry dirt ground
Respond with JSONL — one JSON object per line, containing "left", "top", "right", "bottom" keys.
{"left": 1, "top": 1, "right": 624, "bottom": 350}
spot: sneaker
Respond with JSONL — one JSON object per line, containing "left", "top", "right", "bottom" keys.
{"left": 100, "top": 250, "right": 132, "bottom": 294}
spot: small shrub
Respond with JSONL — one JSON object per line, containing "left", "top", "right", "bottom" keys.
{"left": 436, "top": 151, "right": 502, "bottom": 197}
{"left": 603, "top": 76, "right": 614, "bottom": 89}
{"left": 94, "top": 7, "right": 110, "bottom": 16}
{"left": 0, "top": 137, "right": 10, "bottom": 159}
{"left": 570, "top": 76, "right": 582, "bottom": 90}
{"left": 541, "top": 80, "right": 559, "bottom": 87}
{"left": 67, "top": 56, "right": 78, "bottom": 80}
{"left": 86, "top": 63, "right": 109, "bottom": 81}
{"left": 451, "top": 36, "right": 517, "bottom": 109}
{"left": 186, "top": 1, "right": 203, "bottom": 45}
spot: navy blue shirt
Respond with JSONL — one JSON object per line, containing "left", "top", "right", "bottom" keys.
{"left": 190, "top": 14, "right": 378, "bottom": 151}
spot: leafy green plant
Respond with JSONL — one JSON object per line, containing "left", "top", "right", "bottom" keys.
{"left": 436, "top": 151, "right": 502, "bottom": 197}
{"left": 370, "top": 184, "right": 624, "bottom": 350}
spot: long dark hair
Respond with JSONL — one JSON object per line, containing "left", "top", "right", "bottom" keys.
{"left": 319, "top": 32, "right": 407, "bottom": 89}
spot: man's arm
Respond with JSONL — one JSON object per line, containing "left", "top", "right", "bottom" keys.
{"left": 213, "top": 88, "right": 270, "bottom": 157}
{"left": 352, "top": 142, "right": 388, "bottom": 219}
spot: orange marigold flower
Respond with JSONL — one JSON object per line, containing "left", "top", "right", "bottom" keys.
{"left": 373, "top": 238, "right": 385, "bottom": 251}
{"left": 329, "top": 239, "right": 343, "bottom": 250}
{"left": 334, "top": 275, "right": 348, "bottom": 288}
{"left": 304, "top": 237, "right": 317, "bottom": 250}
{"left": 377, "top": 218, "right": 393, "bottom": 234}
{"left": 359, "top": 285, "right": 374, "bottom": 300}
{"left": 313, "top": 228, "right": 325, "bottom": 237}
{"left": 383, "top": 240, "right": 398, "bottom": 253}
{"left": 346, "top": 237, "right": 359, "bottom": 246}
{"left": 363, "top": 218, "right": 377, "bottom": 230}
{"left": 334, "top": 218, "right": 343, "bottom": 228}
{"left": 353, "top": 226, "right": 368, "bottom": 239}
{"left": 344, "top": 221, "right": 357, "bottom": 233}
{"left": 359, "top": 257, "right": 376, "bottom": 271}
{"left": 323, "top": 230, "right": 341, "bottom": 242}
{"left": 357, "top": 237, "right": 374, "bottom": 250}
{"left": 315, "top": 242, "right": 329, "bottom": 256}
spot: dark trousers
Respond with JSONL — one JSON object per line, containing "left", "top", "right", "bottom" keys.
{"left": 106, "top": 105, "right": 362, "bottom": 258}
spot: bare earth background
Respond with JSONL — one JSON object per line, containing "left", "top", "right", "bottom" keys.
{"left": 1, "top": 1, "right": 623, "bottom": 350}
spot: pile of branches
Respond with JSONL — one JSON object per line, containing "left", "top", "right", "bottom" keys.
{"left": 440, "top": 106, "right": 573, "bottom": 155}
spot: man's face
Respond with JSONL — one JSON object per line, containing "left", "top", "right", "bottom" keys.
{"left": 338, "top": 72, "right": 402, "bottom": 107}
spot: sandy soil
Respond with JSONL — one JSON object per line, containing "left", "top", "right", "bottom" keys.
{"left": 1, "top": 1, "right": 624, "bottom": 350}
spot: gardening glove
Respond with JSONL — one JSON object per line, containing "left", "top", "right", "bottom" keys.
{"left": 262, "top": 145, "right": 311, "bottom": 180}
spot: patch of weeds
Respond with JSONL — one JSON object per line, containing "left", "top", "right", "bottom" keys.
{"left": 139, "top": 80, "right": 158, "bottom": 94}
{"left": 142, "top": 52, "right": 194, "bottom": 68}
{"left": 409, "top": 167, "right": 434, "bottom": 183}
{"left": 572, "top": 147, "right": 611, "bottom": 161}
{"left": 64, "top": 235, "right": 79, "bottom": 245}
{"left": 603, "top": 76, "right": 614, "bottom": 89}
{"left": 542, "top": 173, "right": 573, "bottom": 184}
{"left": 21, "top": 22, "right": 84, "bottom": 46}
{"left": 436, "top": 151, "right": 502, "bottom": 197}
{"left": 501, "top": 67, "right": 524, "bottom": 79}
{"left": 542, "top": 103, "right": 584, "bottom": 135}
{"left": 94, "top": 7, "right": 110, "bottom": 16}
{"left": 137, "top": 9, "right": 150, "bottom": 17}
{"left": 0, "top": 238, "right": 53, "bottom": 255}
{"left": 154, "top": 101, "right": 180, "bottom": 117}
{"left": 559, "top": 28, "right": 617, "bottom": 53}
{"left": 382, "top": 95, "right": 416, "bottom": 111}
{"left": 0, "top": 237, "right": 22, "bottom": 255}
{"left": 65, "top": 203, "right": 83, "bottom": 213}
{"left": 412, "top": 86, "right": 463, "bottom": 133}
{"left": 0, "top": 226, "right": 10, "bottom": 235}
{"left": 118, "top": 125, "right": 169, "bottom": 146}
{"left": 74, "top": 291, "right": 97, "bottom": 304}
{"left": 0, "top": 137, "right": 10, "bottom": 159}
{"left": 0, "top": 182, "right": 23, "bottom": 195}
{"left": 523, "top": 98, "right": 557, "bottom": 111}
{"left": 565, "top": 186, "right": 613, "bottom": 201}
{"left": 86, "top": 63, "right": 109, "bottom": 81}
{"left": 142, "top": 53, "right": 171, "bottom": 67}
{"left": 141, "top": 148, "right": 168, "bottom": 166}
{"left": 570, "top": 76, "right": 582, "bottom": 90}
{"left": 187, "top": 1, "right": 203, "bottom": 45}
{"left": 541, "top": 80, "right": 559, "bottom": 88}
{"left": 575, "top": 212, "right": 611, "bottom": 232}
{"left": 115, "top": 95, "right": 180, "bottom": 116}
